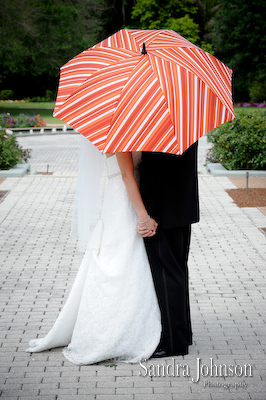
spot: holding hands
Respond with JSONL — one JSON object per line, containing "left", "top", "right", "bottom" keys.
{"left": 137, "top": 215, "right": 158, "bottom": 238}
{"left": 115, "top": 152, "right": 157, "bottom": 238}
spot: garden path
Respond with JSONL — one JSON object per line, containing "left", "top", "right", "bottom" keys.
{"left": 0, "top": 133, "right": 265, "bottom": 400}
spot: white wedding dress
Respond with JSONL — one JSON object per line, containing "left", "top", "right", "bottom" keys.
{"left": 26, "top": 154, "right": 161, "bottom": 365}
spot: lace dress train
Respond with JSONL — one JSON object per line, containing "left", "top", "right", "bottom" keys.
{"left": 26, "top": 155, "right": 161, "bottom": 365}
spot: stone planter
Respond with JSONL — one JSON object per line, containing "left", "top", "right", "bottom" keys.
{"left": 206, "top": 163, "right": 266, "bottom": 177}
{"left": 0, "top": 163, "right": 31, "bottom": 177}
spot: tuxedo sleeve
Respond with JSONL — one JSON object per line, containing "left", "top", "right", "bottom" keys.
{"left": 139, "top": 142, "right": 199, "bottom": 228}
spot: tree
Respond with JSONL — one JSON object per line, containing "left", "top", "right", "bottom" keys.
{"left": 167, "top": 14, "right": 200, "bottom": 43}
{"left": 130, "top": 0, "right": 215, "bottom": 51}
{"left": 131, "top": 0, "right": 198, "bottom": 33}
{"left": 194, "top": 0, "right": 219, "bottom": 42}
{"left": 211, "top": 0, "right": 266, "bottom": 102}
{"left": 0, "top": 0, "right": 108, "bottom": 98}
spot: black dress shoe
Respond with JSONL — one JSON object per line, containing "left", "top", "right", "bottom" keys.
{"left": 151, "top": 347, "right": 188, "bottom": 358}
{"left": 151, "top": 348, "right": 170, "bottom": 358}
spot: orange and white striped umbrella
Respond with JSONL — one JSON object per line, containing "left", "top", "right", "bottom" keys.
{"left": 54, "top": 29, "right": 234, "bottom": 154}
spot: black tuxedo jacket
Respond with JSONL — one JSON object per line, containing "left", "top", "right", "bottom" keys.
{"left": 139, "top": 142, "right": 199, "bottom": 229}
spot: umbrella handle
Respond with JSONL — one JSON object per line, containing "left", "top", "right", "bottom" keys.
{"left": 141, "top": 42, "right": 147, "bottom": 55}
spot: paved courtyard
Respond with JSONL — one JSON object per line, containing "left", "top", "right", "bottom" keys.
{"left": 0, "top": 135, "right": 265, "bottom": 400}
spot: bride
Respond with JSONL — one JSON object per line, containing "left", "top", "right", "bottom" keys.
{"left": 26, "top": 136, "right": 161, "bottom": 365}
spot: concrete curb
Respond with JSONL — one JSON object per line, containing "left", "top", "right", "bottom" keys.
{"left": 10, "top": 126, "right": 79, "bottom": 137}
{"left": 0, "top": 163, "right": 31, "bottom": 177}
{"left": 205, "top": 162, "right": 266, "bottom": 177}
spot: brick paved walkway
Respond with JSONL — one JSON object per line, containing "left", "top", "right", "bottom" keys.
{"left": 16, "top": 134, "right": 209, "bottom": 175}
{"left": 17, "top": 134, "right": 80, "bottom": 175}
{"left": 0, "top": 135, "right": 265, "bottom": 400}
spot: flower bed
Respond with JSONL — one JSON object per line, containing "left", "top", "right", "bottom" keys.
{"left": 234, "top": 102, "right": 266, "bottom": 108}
{"left": 0, "top": 99, "right": 29, "bottom": 103}
{"left": 0, "top": 112, "right": 46, "bottom": 129}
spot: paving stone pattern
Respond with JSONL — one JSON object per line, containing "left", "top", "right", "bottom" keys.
{"left": 17, "top": 135, "right": 80, "bottom": 175}
{"left": 0, "top": 135, "right": 265, "bottom": 400}
{"left": 16, "top": 134, "right": 209, "bottom": 175}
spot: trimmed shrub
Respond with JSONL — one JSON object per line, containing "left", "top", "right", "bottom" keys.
{"left": 0, "top": 90, "right": 14, "bottom": 100}
{"left": 0, "top": 129, "right": 31, "bottom": 170}
{"left": 206, "top": 110, "right": 266, "bottom": 170}
{"left": 24, "top": 93, "right": 55, "bottom": 102}
{"left": 45, "top": 90, "right": 55, "bottom": 101}
{"left": 24, "top": 96, "right": 47, "bottom": 102}
{"left": 249, "top": 80, "right": 266, "bottom": 103}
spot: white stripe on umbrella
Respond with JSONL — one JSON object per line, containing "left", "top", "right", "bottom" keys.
{"left": 132, "top": 108, "right": 170, "bottom": 151}
{"left": 105, "top": 77, "right": 160, "bottom": 152}
{"left": 122, "top": 97, "right": 167, "bottom": 151}
{"left": 193, "top": 75, "right": 198, "bottom": 143}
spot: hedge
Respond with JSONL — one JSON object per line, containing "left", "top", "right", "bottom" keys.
{"left": 0, "top": 129, "right": 31, "bottom": 170}
{"left": 206, "top": 110, "right": 266, "bottom": 170}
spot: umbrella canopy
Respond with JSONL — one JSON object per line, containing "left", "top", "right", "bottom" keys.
{"left": 54, "top": 29, "right": 234, "bottom": 154}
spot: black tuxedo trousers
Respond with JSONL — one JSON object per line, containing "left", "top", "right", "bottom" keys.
{"left": 139, "top": 143, "right": 199, "bottom": 354}
{"left": 144, "top": 225, "right": 192, "bottom": 353}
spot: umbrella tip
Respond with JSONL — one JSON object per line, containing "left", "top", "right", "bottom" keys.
{"left": 141, "top": 42, "right": 147, "bottom": 55}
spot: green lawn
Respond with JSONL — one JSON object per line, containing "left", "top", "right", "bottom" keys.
{"left": 0, "top": 101, "right": 62, "bottom": 125}
{"left": 1, "top": 101, "right": 265, "bottom": 126}
{"left": 234, "top": 106, "right": 266, "bottom": 115}
{"left": 0, "top": 102, "right": 56, "bottom": 109}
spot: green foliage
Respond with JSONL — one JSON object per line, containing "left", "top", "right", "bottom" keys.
{"left": 207, "top": 110, "right": 266, "bottom": 170}
{"left": 0, "top": 112, "right": 47, "bottom": 128}
{"left": 25, "top": 96, "right": 48, "bottom": 103}
{"left": 0, "top": 0, "right": 108, "bottom": 97}
{"left": 167, "top": 15, "right": 200, "bottom": 43}
{"left": 249, "top": 81, "right": 266, "bottom": 103}
{"left": 198, "top": 41, "right": 214, "bottom": 54}
{"left": 211, "top": 0, "right": 266, "bottom": 102}
{"left": 1, "top": 0, "right": 221, "bottom": 98}
{"left": 3, "top": 0, "right": 265, "bottom": 105}
{"left": 0, "top": 129, "right": 31, "bottom": 170}
{"left": 0, "top": 90, "right": 14, "bottom": 100}
{"left": 131, "top": 0, "right": 214, "bottom": 51}
{"left": 131, "top": 0, "right": 197, "bottom": 30}
{"left": 9, "top": 0, "right": 90, "bottom": 74}
{"left": 132, "top": 0, "right": 197, "bottom": 29}
{"left": 193, "top": 0, "right": 220, "bottom": 40}
{"left": 25, "top": 90, "right": 55, "bottom": 102}
{"left": 45, "top": 90, "right": 55, "bottom": 101}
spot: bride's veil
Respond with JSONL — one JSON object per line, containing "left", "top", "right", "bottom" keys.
{"left": 71, "top": 135, "right": 106, "bottom": 252}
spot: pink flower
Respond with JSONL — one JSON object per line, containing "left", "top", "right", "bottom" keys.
{"left": 6, "top": 112, "right": 10, "bottom": 116}
{"left": 4, "top": 135, "right": 8, "bottom": 138}
{"left": 5, "top": 129, "right": 12, "bottom": 134}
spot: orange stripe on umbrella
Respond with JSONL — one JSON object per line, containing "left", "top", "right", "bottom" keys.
{"left": 54, "top": 29, "right": 235, "bottom": 154}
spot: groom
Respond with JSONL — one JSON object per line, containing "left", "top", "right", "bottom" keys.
{"left": 138, "top": 142, "right": 199, "bottom": 357}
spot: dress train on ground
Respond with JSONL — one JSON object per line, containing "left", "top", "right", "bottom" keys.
{"left": 26, "top": 155, "right": 161, "bottom": 365}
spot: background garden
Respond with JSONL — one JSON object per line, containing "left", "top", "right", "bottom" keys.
{"left": 1, "top": 0, "right": 266, "bottom": 102}
{"left": 0, "top": 0, "right": 265, "bottom": 170}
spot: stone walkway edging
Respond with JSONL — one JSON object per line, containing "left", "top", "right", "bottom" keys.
{"left": 11, "top": 126, "right": 79, "bottom": 136}
{"left": 206, "top": 162, "right": 266, "bottom": 177}
{"left": 0, "top": 163, "right": 31, "bottom": 177}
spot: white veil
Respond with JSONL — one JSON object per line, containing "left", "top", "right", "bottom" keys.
{"left": 71, "top": 135, "right": 106, "bottom": 252}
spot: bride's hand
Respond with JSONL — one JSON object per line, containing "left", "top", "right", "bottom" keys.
{"left": 137, "top": 217, "right": 158, "bottom": 237}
